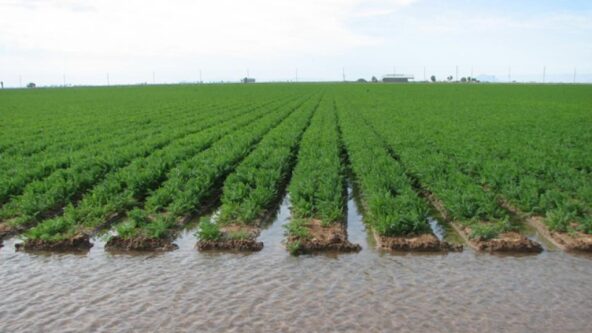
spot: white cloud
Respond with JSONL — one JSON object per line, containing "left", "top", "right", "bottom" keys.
{"left": 0, "top": 0, "right": 415, "bottom": 58}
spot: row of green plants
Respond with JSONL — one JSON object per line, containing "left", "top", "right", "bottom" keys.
{"left": 348, "top": 84, "right": 590, "bottom": 237}
{"left": 335, "top": 98, "right": 433, "bottom": 237}
{"left": 107, "top": 96, "right": 315, "bottom": 241}
{"left": 285, "top": 98, "right": 345, "bottom": 241}
{"left": 1, "top": 98, "right": 276, "bottom": 227}
{"left": 23, "top": 95, "right": 301, "bottom": 242}
{"left": 213, "top": 96, "right": 320, "bottom": 227}
{"left": 0, "top": 99, "right": 254, "bottom": 206}
{"left": 0, "top": 85, "right": 251, "bottom": 155}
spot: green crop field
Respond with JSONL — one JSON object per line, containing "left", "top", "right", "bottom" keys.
{"left": 1, "top": 83, "right": 591, "bottom": 252}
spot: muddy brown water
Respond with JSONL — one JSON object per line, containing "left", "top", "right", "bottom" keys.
{"left": 1, "top": 191, "right": 592, "bottom": 333}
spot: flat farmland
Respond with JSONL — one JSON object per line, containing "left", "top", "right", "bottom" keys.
{"left": 2, "top": 83, "right": 592, "bottom": 332}
{"left": 1, "top": 83, "right": 590, "bottom": 253}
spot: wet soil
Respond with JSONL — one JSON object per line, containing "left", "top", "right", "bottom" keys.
{"left": 286, "top": 219, "right": 361, "bottom": 255}
{"left": 529, "top": 216, "right": 592, "bottom": 252}
{"left": 15, "top": 234, "right": 92, "bottom": 252}
{"left": 426, "top": 192, "right": 542, "bottom": 252}
{"left": 105, "top": 236, "right": 179, "bottom": 252}
{"left": 197, "top": 224, "right": 263, "bottom": 251}
{"left": 498, "top": 198, "right": 590, "bottom": 252}
{"left": 471, "top": 231, "right": 543, "bottom": 253}
{"left": 197, "top": 239, "right": 264, "bottom": 251}
{"left": 375, "top": 232, "right": 463, "bottom": 252}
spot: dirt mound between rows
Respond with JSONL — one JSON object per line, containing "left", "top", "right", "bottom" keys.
{"left": 105, "top": 236, "right": 178, "bottom": 252}
{"left": 197, "top": 239, "right": 264, "bottom": 251}
{"left": 473, "top": 232, "right": 543, "bottom": 253}
{"left": 287, "top": 219, "right": 361, "bottom": 255}
{"left": 553, "top": 231, "right": 592, "bottom": 251}
{"left": 0, "top": 223, "right": 15, "bottom": 239}
{"left": 16, "top": 234, "right": 92, "bottom": 252}
{"left": 378, "top": 233, "right": 463, "bottom": 252}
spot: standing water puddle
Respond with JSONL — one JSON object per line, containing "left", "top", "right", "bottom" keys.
{"left": 1, "top": 191, "right": 592, "bottom": 332}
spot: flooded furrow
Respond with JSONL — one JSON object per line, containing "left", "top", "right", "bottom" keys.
{"left": 1, "top": 192, "right": 592, "bottom": 332}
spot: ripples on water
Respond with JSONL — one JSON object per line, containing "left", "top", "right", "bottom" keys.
{"left": 1, "top": 194, "right": 592, "bottom": 333}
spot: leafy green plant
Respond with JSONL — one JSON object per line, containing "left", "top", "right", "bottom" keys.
{"left": 197, "top": 219, "right": 221, "bottom": 241}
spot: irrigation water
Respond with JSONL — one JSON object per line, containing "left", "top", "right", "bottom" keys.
{"left": 1, "top": 190, "right": 591, "bottom": 332}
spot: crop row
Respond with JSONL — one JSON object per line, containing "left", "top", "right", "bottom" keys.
{"left": 1, "top": 98, "right": 282, "bottom": 228}
{"left": 335, "top": 98, "right": 433, "bottom": 237}
{"left": 108, "top": 95, "right": 318, "bottom": 243}
{"left": 23, "top": 95, "right": 305, "bottom": 242}
{"left": 354, "top": 84, "right": 590, "bottom": 238}
{"left": 0, "top": 103, "right": 237, "bottom": 206}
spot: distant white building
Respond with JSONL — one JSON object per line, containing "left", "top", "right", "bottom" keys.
{"left": 241, "top": 77, "right": 256, "bottom": 83}
{"left": 382, "top": 74, "right": 414, "bottom": 83}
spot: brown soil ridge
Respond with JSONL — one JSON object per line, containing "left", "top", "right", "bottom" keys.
{"left": 287, "top": 219, "right": 361, "bottom": 255}
{"left": 197, "top": 239, "right": 264, "bottom": 251}
{"left": 375, "top": 232, "right": 462, "bottom": 252}
{"left": 197, "top": 224, "right": 263, "bottom": 251}
{"left": 15, "top": 234, "right": 92, "bottom": 252}
{"left": 471, "top": 231, "right": 543, "bottom": 253}
{"left": 105, "top": 236, "right": 178, "bottom": 252}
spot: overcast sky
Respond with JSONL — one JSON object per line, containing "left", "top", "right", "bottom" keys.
{"left": 1, "top": 0, "right": 591, "bottom": 86}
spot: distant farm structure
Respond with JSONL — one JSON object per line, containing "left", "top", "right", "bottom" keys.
{"left": 241, "top": 77, "right": 256, "bottom": 83}
{"left": 382, "top": 74, "right": 414, "bottom": 83}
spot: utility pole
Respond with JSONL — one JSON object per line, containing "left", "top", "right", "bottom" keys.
{"left": 542, "top": 66, "right": 546, "bottom": 83}
{"left": 152, "top": 71, "right": 155, "bottom": 84}
{"left": 508, "top": 67, "right": 512, "bottom": 82}
{"left": 423, "top": 66, "right": 426, "bottom": 81}
{"left": 573, "top": 68, "right": 576, "bottom": 84}
{"left": 342, "top": 67, "right": 345, "bottom": 82}
{"left": 199, "top": 70, "right": 202, "bottom": 83}
{"left": 295, "top": 68, "right": 298, "bottom": 82}
{"left": 247, "top": 68, "right": 250, "bottom": 78}
{"left": 19, "top": 75, "right": 22, "bottom": 88}
{"left": 63, "top": 73, "right": 66, "bottom": 87}
{"left": 455, "top": 65, "right": 459, "bottom": 81}
{"left": 107, "top": 73, "right": 110, "bottom": 86}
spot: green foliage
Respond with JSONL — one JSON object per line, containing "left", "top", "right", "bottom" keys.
{"left": 197, "top": 218, "right": 221, "bottom": 241}
{"left": 287, "top": 241, "right": 302, "bottom": 255}
{"left": 288, "top": 98, "right": 345, "bottom": 226}
{"left": 216, "top": 96, "right": 319, "bottom": 225}
{"left": 3, "top": 83, "right": 591, "bottom": 246}
{"left": 285, "top": 219, "right": 311, "bottom": 240}
{"left": 469, "top": 219, "right": 513, "bottom": 240}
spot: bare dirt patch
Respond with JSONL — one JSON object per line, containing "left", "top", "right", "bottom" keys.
{"left": 197, "top": 239, "right": 264, "bottom": 251}
{"left": 287, "top": 219, "right": 361, "bottom": 255}
{"left": 15, "top": 234, "right": 92, "bottom": 252}
{"left": 375, "top": 232, "right": 462, "bottom": 252}
{"left": 105, "top": 236, "right": 178, "bottom": 252}
{"left": 0, "top": 223, "right": 13, "bottom": 238}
